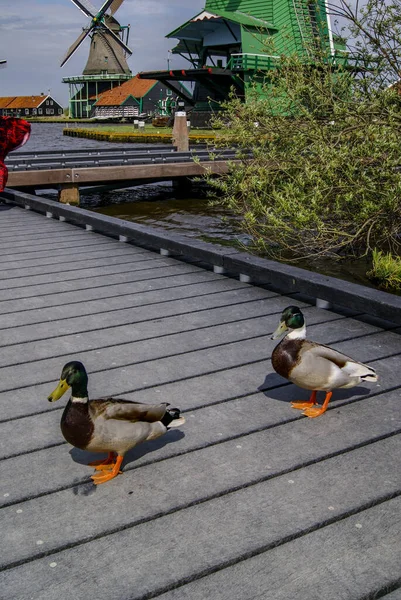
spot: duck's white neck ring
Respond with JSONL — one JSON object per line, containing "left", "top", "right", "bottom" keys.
{"left": 71, "top": 396, "right": 88, "bottom": 404}
{"left": 286, "top": 324, "right": 306, "bottom": 340}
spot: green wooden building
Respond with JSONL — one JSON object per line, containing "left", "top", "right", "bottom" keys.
{"left": 139, "top": 0, "right": 348, "bottom": 122}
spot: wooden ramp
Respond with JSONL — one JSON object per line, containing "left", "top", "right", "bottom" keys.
{"left": 0, "top": 203, "right": 400, "bottom": 600}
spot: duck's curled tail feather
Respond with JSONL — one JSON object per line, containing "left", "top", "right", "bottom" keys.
{"left": 161, "top": 407, "right": 186, "bottom": 429}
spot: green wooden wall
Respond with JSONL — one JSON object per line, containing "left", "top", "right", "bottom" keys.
{"left": 205, "top": 0, "right": 274, "bottom": 23}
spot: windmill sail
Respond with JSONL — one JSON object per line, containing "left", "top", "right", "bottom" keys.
{"left": 61, "top": 28, "right": 92, "bottom": 68}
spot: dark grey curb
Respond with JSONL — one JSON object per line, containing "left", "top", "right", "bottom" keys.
{"left": 2, "top": 188, "right": 401, "bottom": 325}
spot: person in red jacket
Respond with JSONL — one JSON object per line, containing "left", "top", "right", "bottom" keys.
{"left": 0, "top": 116, "right": 31, "bottom": 192}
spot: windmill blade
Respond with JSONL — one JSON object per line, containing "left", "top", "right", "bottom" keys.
{"left": 97, "top": 0, "right": 116, "bottom": 17}
{"left": 102, "top": 21, "right": 132, "bottom": 55}
{"left": 109, "top": 0, "right": 125, "bottom": 15}
{"left": 60, "top": 27, "right": 92, "bottom": 67}
{"left": 70, "top": 0, "right": 97, "bottom": 18}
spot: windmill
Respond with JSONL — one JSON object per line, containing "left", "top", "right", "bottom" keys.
{"left": 61, "top": 0, "right": 132, "bottom": 74}
{"left": 61, "top": 0, "right": 133, "bottom": 117}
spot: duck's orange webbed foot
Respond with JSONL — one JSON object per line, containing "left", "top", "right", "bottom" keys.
{"left": 91, "top": 455, "right": 124, "bottom": 485}
{"left": 89, "top": 452, "right": 116, "bottom": 470}
{"left": 302, "top": 391, "right": 332, "bottom": 418}
{"left": 291, "top": 391, "right": 317, "bottom": 411}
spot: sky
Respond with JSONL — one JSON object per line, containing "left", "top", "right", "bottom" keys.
{"left": 0, "top": 0, "right": 203, "bottom": 106}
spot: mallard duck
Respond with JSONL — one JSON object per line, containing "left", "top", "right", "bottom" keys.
{"left": 271, "top": 306, "right": 378, "bottom": 418}
{"left": 48, "top": 361, "right": 185, "bottom": 484}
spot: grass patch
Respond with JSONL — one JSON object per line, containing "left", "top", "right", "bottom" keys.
{"left": 366, "top": 249, "right": 401, "bottom": 292}
{"left": 92, "top": 124, "right": 217, "bottom": 135}
{"left": 63, "top": 127, "right": 217, "bottom": 144}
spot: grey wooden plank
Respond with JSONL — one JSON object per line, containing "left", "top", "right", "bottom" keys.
{"left": 0, "top": 435, "right": 399, "bottom": 600}
{"left": 0, "top": 310, "right": 389, "bottom": 422}
{"left": 1, "top": 424, "right": 400, "bottom": 573}
{"left": 0, "top": 300, "right": 280, "bottom": 391}
{"left": 0, "top": 252, "right": 168, "bottom": 287}
{"left": 0, "top": 286, "right": 275, "bottom": 349}
{"left": 154, "top": 498, "right": 401, "bottom": 600}
{"left": 0, "top": 277, "right": 251, "bottom": 330}
{"left": 0, "top": 263, "right": 201, "bottom": 302}
{"left": 0, "top": 255, "right": 177, "bottom": 291}
{"left": 0, "top": 245, "right": 148, "bottom": 272}
{"left": 0, "top": 237, "right": 121, "bottom": 261}
{"left": 0, "top": 252, "right": 169, "bottom": 282}
{"left": 0, "top": 369, "right": 399, "bottom": 508}
{"left": 0, "top": 225, "right": 81, "bottom": 240}
{"left": 0, "top": 228, "right": 93, "bottom": 244}
{"left": 0, "top": 270, "right": 226, "bottom": 316}
{"left": 0, "top": 229, "right": 104, "bottom": 251}
{"left": 0, "top": 216, "right": 93, "bottom": 238}
{"left": 0, "top": 238, "right": 123, "bottom": 265}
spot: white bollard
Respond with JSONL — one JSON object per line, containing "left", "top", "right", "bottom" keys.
{"left": 239, "top": 274, "right": 252, "bottom": 283}
{"left": 316, "top": 298, "right": 332, "bottom": 309}
{"left": 213, "top": 265, "right": 225, "bottom": 274}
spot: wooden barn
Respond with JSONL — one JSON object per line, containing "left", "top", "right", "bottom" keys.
{"left": 0, "top": 94, "right": 64, "bottom": 118}
{"left": 92, "top": 74, "right": 190, "bottom": 119}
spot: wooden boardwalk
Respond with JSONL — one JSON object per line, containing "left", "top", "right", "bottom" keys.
{"left": 0, "top": 203, "right": 400, "bottom": 600}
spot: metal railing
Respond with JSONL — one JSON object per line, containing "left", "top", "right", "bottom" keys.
{"left": 6, "top": 147, "right": 244, "bottom": 172}
{"left": 228, "top": 53, "right": 280, "bottom": 71}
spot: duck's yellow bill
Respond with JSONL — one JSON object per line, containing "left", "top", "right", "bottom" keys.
{"left": 48, "top": 379, "right": 70, "bottom": 402}
{"left": 271, "top": 320, "right": 288, "bottom": 340}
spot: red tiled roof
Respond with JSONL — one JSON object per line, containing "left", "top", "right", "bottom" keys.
{"left": 6, "top": 95, "right": 48, "bottom": 109}
{"left": 95, "top": 75, "right": 157, "bottom": 106}
{"left": 0, "top": 97, "right": 17, "bottom": 108}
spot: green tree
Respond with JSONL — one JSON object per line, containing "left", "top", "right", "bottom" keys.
{"left": 209, "top": 0, "right": 401, "bottom": 262}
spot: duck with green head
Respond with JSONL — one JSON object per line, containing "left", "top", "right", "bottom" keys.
{"left": 48, "top": 361, "right": 185, "bottom": 484}
{"left": 271, "top": 306, "right": 378, "bottom": 418}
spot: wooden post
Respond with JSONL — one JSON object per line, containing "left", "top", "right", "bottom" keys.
{"left": 58, "top": 183, "right": 80, "bottom": 205}
{"left": 172, "top": 176, "right": 193, "bottom": 198}
{"left": 172, "top": 111, "right": 189, "bottom": 152}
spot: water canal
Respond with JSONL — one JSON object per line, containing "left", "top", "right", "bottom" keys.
{"left": 14, "top": 122, "right": 375, "bottom": 288}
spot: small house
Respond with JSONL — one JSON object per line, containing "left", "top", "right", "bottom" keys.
{"left": 92, "top": 74, "right": 190, "bottom": 119}
{"left": 0, "top": 94, "right": 64, "bottom": 117}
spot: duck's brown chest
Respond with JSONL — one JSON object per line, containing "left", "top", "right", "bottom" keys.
{"left": 272, "top": 339, "right": 303, "bottom": 379}
{"left": 61, "top": 400, "right": 94, "bottom": 450}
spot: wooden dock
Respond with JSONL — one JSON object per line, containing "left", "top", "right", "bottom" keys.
{"left": 5, "top": 147, "right": 239, "bottom": 205}
{"left": 0, "top": 202, "right": 400, "bottom": 600}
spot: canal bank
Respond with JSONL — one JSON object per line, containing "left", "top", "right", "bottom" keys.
{"left": 62, "top": 126, "right": 216, "bottom": 144}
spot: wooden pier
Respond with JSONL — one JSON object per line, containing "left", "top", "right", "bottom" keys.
{"left": 6, "top": 147, "right": 239, "bottom": 205}
{"left": 0, "top": 197, "right": 400, "bottom": 600}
